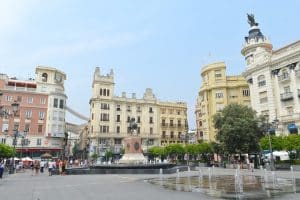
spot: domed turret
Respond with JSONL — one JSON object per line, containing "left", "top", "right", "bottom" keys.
{"left": 241, "top": 14, "right": 272, "bottom": 68}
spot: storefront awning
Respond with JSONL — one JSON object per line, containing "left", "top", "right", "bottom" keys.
{"left": 288, "top": 123, "right": 298, "bottom": 134}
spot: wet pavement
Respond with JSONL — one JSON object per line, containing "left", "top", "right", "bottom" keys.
{"left": 1, "top": 167, "right": 300, "bottom": 200}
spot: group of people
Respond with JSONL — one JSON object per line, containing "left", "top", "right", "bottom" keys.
{"left": 30, "top": 159, "right": 68, "bottom": 176}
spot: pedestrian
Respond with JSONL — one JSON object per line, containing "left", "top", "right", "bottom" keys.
{"left": 34, "top": 160, "right": 40, "bottom": 175}
{"left": 40, "top": 160, "right": 45, "bottom": 173}
{"left": 0, "top": 159, "right": 5, "bottom": 179}
{"left": 48, "top": 161, "right": 54, "bottom": 176}
{"left": 62, "top": 160, "right": 67, "bottom": 175}
{"left": 58, "top": 160, "right": 62, "bottom": 175}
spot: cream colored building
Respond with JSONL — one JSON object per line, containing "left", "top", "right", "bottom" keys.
{"left": 195, "top": 62, "right": 251, "bottom": 142}
{"left": 242, "top": 14, "right": 300, "bottom": 135}
{"left": 89, "top": 67, "right": 188, "bottom": 157}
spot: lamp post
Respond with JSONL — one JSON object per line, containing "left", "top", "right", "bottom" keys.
{"left": 269, "top": 119, "right": 279, "bottom": 171}
{"left": 0, "top": 91, "right": 20, "bottom": 174}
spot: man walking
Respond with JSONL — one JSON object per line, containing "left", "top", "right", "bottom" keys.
{"left": 0, "top": 159, "right": 5, "bottom": 179}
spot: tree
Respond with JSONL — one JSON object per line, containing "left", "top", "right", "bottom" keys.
{"left": 0, "top": 144, "right": 15, "bottom": 158}
{"left": 213, "top": 104, "right": 262, "bottom": 154}
{"left": 148, "top": 146, "right": 166, "bottom": 160}
{"left": 259, "top": 136, "right": 284, "bottom": 151}
{"left": 165, "top": 144, "right": 185, "bottom": 162}
{"left": 105, "top": 150, "right": 113, "bottom": 161}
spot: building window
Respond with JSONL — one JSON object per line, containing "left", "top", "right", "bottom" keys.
{"left": 25, "top": 110, "right": 32, "bottom": 119}
{"left": 40, "top": 98, "right": 46, "bottom": 104}
{"left": 14, "top": 123, "right": 19, "bottom": 131}
{"left": 103, "top": 89, "right": 106, "bottom": 96}
{"left": 127, "top": 105, "right": 131, "bottom": 112}
{"left": 259, "top": 91, "right": 268, "bottom": 103}
{"left": 178, "top": 120, "right": 182, "bottom": 127}
{"left": 100, "top": 89, "right": 102, "bottom": 96}
{"left": 149, "top": 107, "right": 153, "bottom": 113}
{"left": 116, "top": 115, "right": 120, "bottom": 122}
{"left": 149, "top": 117, "right": 153, "bottom": 124}
{"left": 162, "top": 119, "right": 166, "bottom": 126}
{"left": 177, "top": 110, "right": 181, "bottom": 115}
{"left": 199, "top": 121, "right": 202, "bottom": 127}
{"left": 137, "top": 116, "right": 141, "bottom": 123}
{"left": 170, "top": 131, "right": 174, "bottom": 139}
{"left": 242, "top": 89, "right": 250, "bottom": 97}
{"left": 41, "top": 73, "right": 48, "bottom": 82}
{"left": 116, "top": 104, "right": 121, "bottom": 111}
{"left": 127, "top": 116, "right": 130, "bottom": 122}
{"left": 59, "top": 99, "right": 64, "bottom": 109}
{"left": 39, "top": 111, "right": 45, "bottom": 120}
{"left": 100, "top": 113, "right": 109, "bottom": 121}
{"left": 6, "top": 96, "right": 12, "bottom": 102}
{"left": 162, "top": 131, "right": 166, "bottom": 139}
{"left": 170, "top": 120, "right": 174, "bottom": 126}
{"left": 215, "top": 92, "right": 223, "bottom": 98}
{"left": 137, "top": 106, "right": 141, "bottom": 112}
{"left": 38, "top": 125, "right": 43, "bottom": 133}
{"left": 287, "top": 106, "right": 294, "bottom": 115}
{"left": 215, "top": 70, "right": 222, "bottom": 78}
{"left": 53, "top": 98, "right": 58, "bottom": 108}
{"left": 37, "top": 138, "right": 42, "bottom": 146}
{"left": 17, "top": 96, "right": 22, "bottom": 102}
{"left": 258, "top": 75, "right": 266, "bottom": 87}
{"left": 27, "top": 97, "right": 33, "bottom": 104}
{"left": 100, "top": 125, "right": 109, "bottom": 133}
{"left": 117, "top": 126, "right": 120, "bottom": 133}
{"left": 25, "top": 123, "right": 30, "bottom": 132}
{"left": 107, "top": 89, "right": 110, "bottom": 96}
{"left": 150, "top": 127, "right": 153, "bottom": 135}
{"left": 101, "top": 103, "right": 110, "bottom": 110}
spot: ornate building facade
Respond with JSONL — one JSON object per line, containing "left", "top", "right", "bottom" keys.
{"left": 195, "top": 62, "right": 251, "bottom": 142}
{"left": 242, "top": 14, "right": 300, "bottom": 135}
{"left": 89, "top": 67, "right": 188, "bottom": 157}
{"left": 0, "top": 66, "right": 67, "bottom": 157}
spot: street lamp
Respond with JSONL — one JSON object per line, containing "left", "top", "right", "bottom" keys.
{"left": 0, "top": 91, "right": 20, "bottom": 174}
{"left": 268, "top": 119, "right": 279, "bottom": 171}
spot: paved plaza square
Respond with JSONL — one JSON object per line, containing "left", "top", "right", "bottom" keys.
{"left": 1, "top": 168, "right": 300, "bottom": 200}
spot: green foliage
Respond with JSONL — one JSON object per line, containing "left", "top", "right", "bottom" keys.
{"left": 259, "top": 136, "right": 284, "bottom": 151}
{"left": 0, "top": 143, "right": 15, "bottom": 158}
{"left": 105, "top": 150, "right": 113, "bottom": 161}
{"left": 213, "top": 104, "right": 261, "bottom": 154}
{"left": 91, "top": 153, "right": 98, "bottom": 160}
{"left": 185, "top": 144, "right": 197, "bottom": 155}
{"left": 148, "top": 146, "right": 166, "bottom": 159}
{"left": 165, "top": 144, "right": 185, "bottom": 156}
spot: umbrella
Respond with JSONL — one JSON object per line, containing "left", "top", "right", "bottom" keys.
{"left": 22, "top": 157, "right": 33, "bottom": 162}
{"left": 41, "top": 153, "right": 52, "bottom": 159}
{"left": 14, "top": 157, "right": 20, "bottom": 161}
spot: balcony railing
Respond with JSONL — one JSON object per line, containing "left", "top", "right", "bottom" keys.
{"left": 278, "top": 74, "right": 290, "bottom": 82}
{"left": 280, "top": 92, "right": 293, "bottom": 101}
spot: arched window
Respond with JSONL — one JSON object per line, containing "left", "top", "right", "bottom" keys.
{"left": 257, "top": 75, "right": 266, "bottom": 87}
{"left": 42, "top": 73, "right": 48, "bottom": 82}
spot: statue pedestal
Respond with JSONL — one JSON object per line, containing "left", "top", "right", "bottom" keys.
{"left": 119, "top": 136, "right": 147, "bottom": 164}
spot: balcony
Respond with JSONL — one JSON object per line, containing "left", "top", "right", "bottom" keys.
{"left": 280, "top": 92, "right": 293, "bottom": 101}
{"left": 278, "top": 74, "right": 290, "bottom": 82}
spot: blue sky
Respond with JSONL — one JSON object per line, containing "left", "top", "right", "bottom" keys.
{"left": 1, "top": 0, "right": 300, "bottom": 129}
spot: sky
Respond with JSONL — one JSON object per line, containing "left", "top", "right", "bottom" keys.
{"left": 0, "top": 0, "right": 300, "bottom": 129}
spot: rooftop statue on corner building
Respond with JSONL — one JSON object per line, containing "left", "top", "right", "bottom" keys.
{"left": 247, "top": 13, "right": 258, "bottom": 27}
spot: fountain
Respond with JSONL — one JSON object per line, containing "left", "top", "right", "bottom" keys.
{"left": 147, "top": 166, "right": 299, "bottom": 199}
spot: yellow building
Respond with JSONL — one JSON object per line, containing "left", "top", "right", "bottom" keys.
{"left": 89, "top": 67, "right": 188, "bottom": 158}
{"left": 195, "top": 62, "right": 251, "bottom": 142}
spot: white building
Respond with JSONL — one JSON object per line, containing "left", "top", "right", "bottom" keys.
{"left": 242, "top": 14, "right": 300, "bottom": 135}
